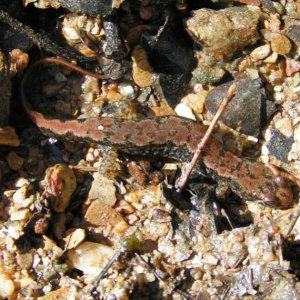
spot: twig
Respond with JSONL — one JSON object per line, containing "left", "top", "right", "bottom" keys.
{"left": 0, "top": 9, "right": 93, "bottom": 62}
{"left": 176, "top": 83, "right": 237, "bottom": 192}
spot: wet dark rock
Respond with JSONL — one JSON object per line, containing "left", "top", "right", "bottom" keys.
{"left": 103, "top": 21, "right": 129, "bottom": 60}
{"left": 56, "top": 0, "right": 115, "bottom": 17}
{"left": 267, "top": 129, "right": 294, "bottom": 162}
{"left": 0, "top": 72, "right": 11, "bottom": 127}
{"left": 141, "top": 15, "right": 195, "bottom": 107}
{"left": 205, "top": 77, "right": 276, "bottom": 136}
{"left": 0, "top": 27, "right": 33, "bottom": 52}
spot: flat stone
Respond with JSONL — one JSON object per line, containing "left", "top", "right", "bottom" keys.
{"left": 267, "top": 129, "right": 294, "bottom": 162}
{"left": 205, "top": 77, "right": 276, "bottom": 136}
{"left": 88, "top": 173, "right": 117, "bottom": 207}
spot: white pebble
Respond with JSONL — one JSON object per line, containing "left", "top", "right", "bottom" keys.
{"left": 0, "top": 275, "right": 15, "bottom": 298}
{"left": 118, "top": 82, "right": 135, "bottom": 98}
{"left": 274, "top": 85, "right": 283, "bottom": 92}
{"left": 175, "top": 103, "right": 196, "bottom": 120}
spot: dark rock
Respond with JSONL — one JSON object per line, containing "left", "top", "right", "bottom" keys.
{"left": 285, "top": 25, "right": 300, "bottom": 45}
{"left": 0, "top": 72, "right": 11, "bottom": 127}
{"left": 141, "top": 15, "right": 196, "bottom": 107}
{"left": 267, "top": 129, "right": 293, "bottom": 162}
{"left": 261, "top": 0, "right": 276, "bottom": 14}
{"left": 103, "top": 21, "right": 129, "bottom": 60}
{"left": 205, "top": 77, "right": 276, "bottom": 136}
{"left": 56, "top": 0, "right": 115, "bottom": 17}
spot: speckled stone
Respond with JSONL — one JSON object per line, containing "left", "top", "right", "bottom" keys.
{"left": 270, "top": 33, "right": 292, "bottom": 55}
{"left": 185, "top": 6, "right": 260, "bottom": 59}
{"left": 267, "top": 129, "right": 294, "bottom": 162}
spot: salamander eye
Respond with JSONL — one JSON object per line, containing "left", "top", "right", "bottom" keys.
{"left": 262, "top": 193, "right": 277, "bottom": 207}
{"left": 275, "top": 176, "right": 286, "bottom": 187}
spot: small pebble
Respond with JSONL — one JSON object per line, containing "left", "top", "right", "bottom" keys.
{"left": 118, "top": 82, "right": 135, "bottom": 99}
{"left": 250, "top": 44, "right": 271, "bottom": 61}
{"left": 67, "top": 241, "right": 115, "bottom": 275}
{"left": 274, "top": 117, "right": 293, "bottom": 137}
{"left": 0, "top": 275, "right": 15, "bottom": 298}
{"left": 88, "top": 173, "right": 117, "bottom": 207}
{"left": 270, "top": 33, "right": 292, "bottom": 55}
{"left": 132, "top": 46, "right": 153, "bottom": 87}
{"left": 263, "top": 52, "right": 278, "bottom": 63}
{"left": 175, "top": 103, "right": 196, "bottom": 120}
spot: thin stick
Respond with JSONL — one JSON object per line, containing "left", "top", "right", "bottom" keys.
{"left": 176, "top": 83, "right": 237, "bottom": 192}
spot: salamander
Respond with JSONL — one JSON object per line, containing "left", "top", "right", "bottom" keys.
{"left": 20, "top": 57, "right": 294, "bottom": 208}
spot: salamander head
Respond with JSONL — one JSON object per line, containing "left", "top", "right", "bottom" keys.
{"left": 262, "top": 176, "right": 293, "bottom": 209}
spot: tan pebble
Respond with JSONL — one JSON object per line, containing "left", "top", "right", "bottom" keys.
{"left": 0, "top": 275, "right": 15, "bottom": 298}
{"left": 67, "top": 241, "right": 115, "bottom": 275}
{"left": 45, "top": 164, "right": 77, "bottom": 213}
{"left": 16, "top": 253, "right": 33, "bottom": 270}
{"left": 64, "top": 228, "right": 86, "bottom": 250}
{"left": 132, "top": 46, "right": 153, "bottom": 87}
{"left": 270, "top": 33, "right": 292, "bottom": 55}
{"left": 150, "top": 101, "right": 176, "bottom": 116}
{"left": 250, "top": 44, "right": 271, "bottom": 61}
{"left": 274, "top": 117, "right": 293, "bottom": 137}
{"left": 84, "top": 201, "right": 127, "bottom": 231}
{"left": 88, "top": 173, "right": 116, "bottom": 206}
{"left": 106, "top": 89, "right": 121, "bottom": 101}
{"left": 246, "top": 68, "right": 259, "bottom": 79}
{"left": 0, "top": 126, "right": 20, "bottom": 147}
{"left": 37, "top": 287, "right": 73, "bottom": 300}
{"left": 181, "top": 92, "right": 206, "bottom": 114}
{"left": 10, "top": 49, "right": 29, "bottom": 72}
{"left": 263, "top": 52, "right": 278, "bottom": 63}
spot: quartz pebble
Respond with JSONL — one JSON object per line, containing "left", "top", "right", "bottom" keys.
{"left": 67, "top": 241, "right": 115, "bottom": 275}
{"left": 0, "top": 275, "right": 15, "bottom": 298}
{"left": 250, "top": 44, "right": 271, "bottom": 61}
{"left": 175, "top": 103, "right": 196, "bottom": 120}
